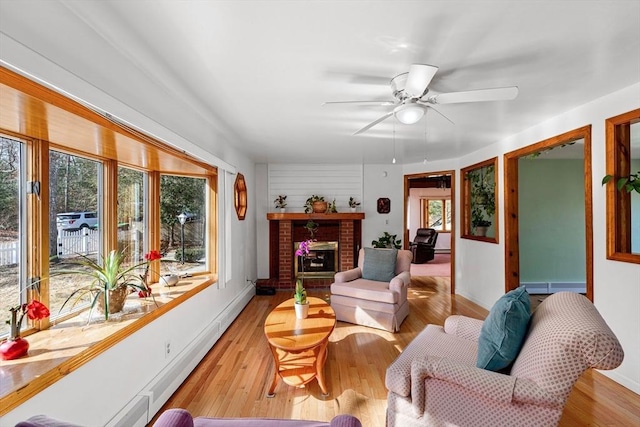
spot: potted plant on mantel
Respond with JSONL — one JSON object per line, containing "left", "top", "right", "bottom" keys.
{"left": 274, "top": 195, "right": 287, "bottom": 212}
{"left": 348, "top": 197, "right": 361, "bottom": 212}
{"left": 304, "top": 195, "right": 327, "bottom": 214}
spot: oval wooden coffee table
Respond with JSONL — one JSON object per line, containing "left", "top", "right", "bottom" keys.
{"left": 264, "top": 296, "right": 336, "bottom": 397}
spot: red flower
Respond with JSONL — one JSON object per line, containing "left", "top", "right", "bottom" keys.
{"left": 144, "top": 250, "right": 162, "bottom": 261}
{"left": 25, "top": 300, "right": 50, "bottom": 320}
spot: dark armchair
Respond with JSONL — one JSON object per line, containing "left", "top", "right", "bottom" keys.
{"left": 409, "top": 228, "right": 438, "bottom": 263}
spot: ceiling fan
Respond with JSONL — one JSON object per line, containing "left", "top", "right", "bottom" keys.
{"left": 323, "top": 64, "right": 519, "bottom": 135}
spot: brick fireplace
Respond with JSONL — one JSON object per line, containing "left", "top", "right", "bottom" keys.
{"left": 266, "top": 212, "right": 364, "bottom": 289}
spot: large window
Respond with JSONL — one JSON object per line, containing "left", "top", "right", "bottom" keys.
{"left": 160, "top": 174, "right": 208, "bottom": 274}
{"left": 0, "top": 136, "right": 23, "bottom": 337}
{"left": 49, "top": 150, "right": 101, "bottom": 318}
{"left": 117, "top": 167, "right": 148, "bottom": 269}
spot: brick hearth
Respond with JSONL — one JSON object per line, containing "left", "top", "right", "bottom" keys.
{"left": 266, "top": 213, "right": 364, "bottom": 289}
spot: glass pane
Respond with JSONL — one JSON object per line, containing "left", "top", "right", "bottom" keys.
{"left": 49, "top": 150, "right": 101, "bottom": 317}
{"left": 0, "top": 136, "right": 22, "bottom": 337}
{"left": 428, "top": 200, "right": 444, "bottom": 230}
{"left": 445, "top": 199, "right": 452, "bottom": 231}
{"left": 160, "top": 175, "right": 207, "bottom": 274}
{"left": 117, "top": 167, "right": 147, "bottom": 277}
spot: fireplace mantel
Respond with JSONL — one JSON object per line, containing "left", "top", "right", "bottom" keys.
{"left": 266, "top": 212, "right": 365, "bottom": 221}
{"left": 266, "top": 212, "right": 364, "bottom": 289}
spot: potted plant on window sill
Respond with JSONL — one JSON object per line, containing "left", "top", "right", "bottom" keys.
{"left": 56, "top": 249, "right": 160, "bottom": 322}
{"left": 274, "top": 195, "right": 287, "bottom": 212}
{"left": 348, "top": 197, "right": 361, "bottom": 212}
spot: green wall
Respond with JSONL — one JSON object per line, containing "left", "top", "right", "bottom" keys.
{"left": 518, "top": 159, "right": 585, "bottom": 283}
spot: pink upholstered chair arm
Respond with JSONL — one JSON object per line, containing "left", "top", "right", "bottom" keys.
{"left": 334, "top": 267, "right": 362, "bottom": 283}
{"left": 409, "top": 356, "right": 563, "bottom": 417}
{"left": 444, "top": 315, "right": 484, "bottom": 341}
{"left": 389, "top": 271, "right": 411, "bottom": 291}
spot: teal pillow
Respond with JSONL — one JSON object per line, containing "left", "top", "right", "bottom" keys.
{"left": 476, "top": 287, "right": 531, "bottom": 372}
{"left": 361, "top": 247, "right": 398, "bottom": 282}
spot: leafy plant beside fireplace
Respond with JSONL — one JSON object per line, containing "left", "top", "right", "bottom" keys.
{"left": 372, "top": 232, "right": 402, "bottom": 249}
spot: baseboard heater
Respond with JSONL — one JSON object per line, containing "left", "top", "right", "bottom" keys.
{"left": 521, "top": 282, "right": 586, "bottom": 294}
{"left": 105, "top": 284, "right": 254, "bottom": 426}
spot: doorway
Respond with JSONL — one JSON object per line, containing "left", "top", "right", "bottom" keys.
{"left": 504, "top": 126, "right": 593, "bottom": 301}
{"left": 404, "top": 170, "right": 456, "bottom": 293}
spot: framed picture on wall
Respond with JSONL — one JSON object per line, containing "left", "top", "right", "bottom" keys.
{"left": 377, "top": 197, "right": 390, "bottom": 214}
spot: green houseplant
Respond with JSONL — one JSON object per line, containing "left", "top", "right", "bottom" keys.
{"left": 468, "top": 165, "right": 496, "bottom": 236}
{"left": 372, "top": 232, "right": 402, "bottom": 249}
{"left": 274, "top": 195, "right": 287, "bottom": 210}
{"left": 348, "top": 197, "right": 360, "bottom": 212}
{"left": 57, "top": 249, "right": 160, "bottom": 321}
{"left": 294, "top": 240, "right": 311, "bottom": 319}
{"left": 602, "top": 171, "right": 640, "bottom": 195}
{"left": 304, "top": 195, "right": 327, "bottom": 213}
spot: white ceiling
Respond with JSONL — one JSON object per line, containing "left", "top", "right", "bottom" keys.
{"left": 1, "top": 0, "right": 639, "bottom": 165}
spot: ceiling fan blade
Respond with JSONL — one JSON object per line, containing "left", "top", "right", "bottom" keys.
{"left": 322, "top": 100, "right": 395, "bottom": 106}
{"left": 417, "top": 101, "right": 455, "bottom": 125}
{"left": 353, "top": 111, "right": 394, "bottom": 135}
{"left": 404, "top": 64, "right": 439, "bottom": 98}
{"left": 428, "top": 86, "right": 519, "bottom": 104}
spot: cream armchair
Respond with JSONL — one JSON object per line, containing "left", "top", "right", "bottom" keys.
{"left": 385, "top": 292, "right": 624, "bottom": 427}
{"left": 330, "top": 248, "right": 412, "bottom": 332}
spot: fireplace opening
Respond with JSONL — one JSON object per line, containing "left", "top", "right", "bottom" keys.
{"left": 294, "top": 241, "right": 338, "bottom": 279}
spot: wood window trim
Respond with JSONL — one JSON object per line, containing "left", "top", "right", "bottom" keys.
{"left": 461, "top": 157, "right": 499, "bottom": 243}
{"left": 605, "top": 109, "right": 640, "bottom": 264}
{"left": 503, "top": 125, "right": 593, "bottom": 300}
{"left": 234, "top": 173, "right": 247, "bottom": 220}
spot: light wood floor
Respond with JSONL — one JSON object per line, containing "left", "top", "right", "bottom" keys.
{"left": 153, "top": 277, "right": 640, "bottom": 426}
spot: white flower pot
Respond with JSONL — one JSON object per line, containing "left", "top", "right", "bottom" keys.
{"left": 350, "top": 207, "right": 356, "bottom": 212}
{"left": 294, "top": 302, "right": 309, "bottom": 319}
{"left": 280, "top": 208, "right": 286, "bottom": 213}
{"left": 161, "top": 274, "right": 179, "bottom": 287}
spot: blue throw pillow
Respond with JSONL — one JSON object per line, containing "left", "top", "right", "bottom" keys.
{"left": 361, "top": 247, "right": 398, "bottom": 282}
{"left": 476, "top": 287, "right": 531, "bottom": 372}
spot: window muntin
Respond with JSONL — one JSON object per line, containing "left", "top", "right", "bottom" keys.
{"left": 0, "top": 136, "right": 24, "bottom": 337}
{"left": 49, "top": 150, "right": 101, "bottom": 318}
{"left": 160, "top": 174, "right": 207, "bottom": 275}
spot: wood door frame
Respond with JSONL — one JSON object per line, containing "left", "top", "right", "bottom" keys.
{"left": 504, "top": 126, "right": 593, "bottom": 301}
{"left": 404, "top": 170, "right": 456, "bottom": 294}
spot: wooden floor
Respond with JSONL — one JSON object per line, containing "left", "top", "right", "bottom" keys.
{"left": 153, "top": 277, "right": 640, "bottom": 426}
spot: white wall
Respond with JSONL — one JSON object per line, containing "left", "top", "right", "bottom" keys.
{"left": 449, "top": 83, "right": 640, "bottom": 393}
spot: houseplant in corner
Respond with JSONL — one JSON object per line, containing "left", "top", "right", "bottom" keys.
{"left": 348, "top": 197, "right": 361, "bottom": 212}
{"left": 274, "top": 195, "right": 287, "bottom": 212}
{"left": 372, "top": 232, "right": 402, "bottom": 249}
{"left": 294, "top": 240, "right": 312, "bottom": 319}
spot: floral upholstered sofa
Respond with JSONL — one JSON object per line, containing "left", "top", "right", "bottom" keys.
{"left": 385, "top": 291, "right": 624, "bottom": 427}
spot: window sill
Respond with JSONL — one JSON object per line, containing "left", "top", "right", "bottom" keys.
{"left": 0, "top": 275, "right": 217, "bottom": 416}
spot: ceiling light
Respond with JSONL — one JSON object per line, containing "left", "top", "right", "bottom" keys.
{"left": 394, "top": 103, "right": 425, "bottom": 125}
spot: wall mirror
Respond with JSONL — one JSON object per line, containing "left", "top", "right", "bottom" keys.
{"left": 604, "top": 109, "right": 640, "bottom": 263}
{"left": 461, "top": 157, "right": 498, "bottom": 243}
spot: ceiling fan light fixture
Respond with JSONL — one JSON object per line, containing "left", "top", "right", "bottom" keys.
{"left": 394, "top": 103, "right": 424, "bottom": 125}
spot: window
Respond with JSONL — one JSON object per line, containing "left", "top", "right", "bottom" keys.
{"left": 0, "top": 136, "right": 24, "bottom": 337}
{"left": 117, "top": 167, "right": 148, "bottom": 270}
{"left": 461, "top": 157, "right": 499, "bottom": 243}
{"left": 422, "top": 199, "right": 452, "bottom": 231}
{"left": 49, "top": 150, "right": 101, "bottom": 317}
{"left": 160, "top": 174, "right": 208, "bottom": 274}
